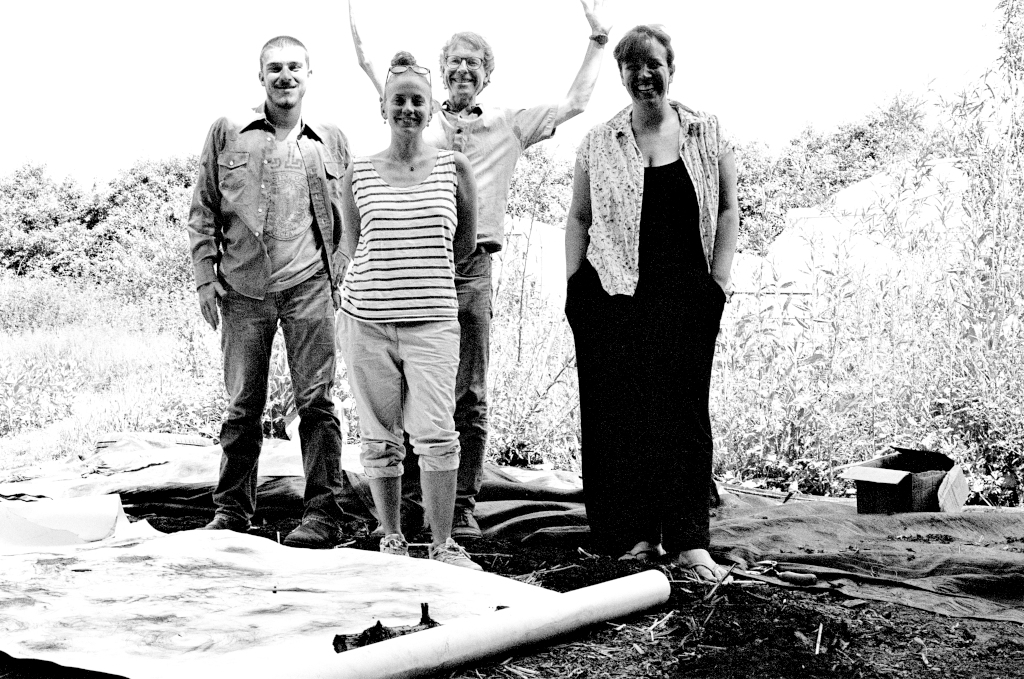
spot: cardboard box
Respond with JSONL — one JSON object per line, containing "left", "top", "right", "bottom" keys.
{"left": 840, "top": 447, "right": 969, "bottom": 514}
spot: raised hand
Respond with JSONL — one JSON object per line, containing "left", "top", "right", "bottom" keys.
{"left": 580, "top": 0, "right": 611, "bottom": 37}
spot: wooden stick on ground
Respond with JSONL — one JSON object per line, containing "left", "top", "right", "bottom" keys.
{"left": 333, "top": 603, "right": 441, "bottom": 653}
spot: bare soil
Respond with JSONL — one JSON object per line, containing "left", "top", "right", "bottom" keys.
{"left": 4, "top": 513, "right": 1024, "bottom": 679}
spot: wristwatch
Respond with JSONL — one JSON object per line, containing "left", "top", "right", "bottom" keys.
{"left": 590, "top": 33, "right": 609, "bottom": 45}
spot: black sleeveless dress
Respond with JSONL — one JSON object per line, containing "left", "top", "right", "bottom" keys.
{"left": 566, "top": 158, "right": 726, "bottom": 555}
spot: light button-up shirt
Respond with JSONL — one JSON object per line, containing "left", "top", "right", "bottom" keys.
{"left": 576, "top": 101, "right": 733, "bottom": 296}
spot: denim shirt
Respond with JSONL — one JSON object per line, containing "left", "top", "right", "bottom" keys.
{"left": 187, "top": 104, "right": 351, "bottom": 299}
{"left": 576, "top": 101, "right": 732, "bottom": 296}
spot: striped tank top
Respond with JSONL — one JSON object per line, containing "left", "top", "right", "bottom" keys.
{"left": 341, "top": 150, "right": 459, "bottom": 323}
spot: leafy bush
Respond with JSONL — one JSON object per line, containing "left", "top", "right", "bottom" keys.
{"left": 735, "top": 95, "right": 931, "bottom": 255}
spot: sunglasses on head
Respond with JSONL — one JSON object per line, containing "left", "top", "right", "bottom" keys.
{"left": 387, "top": 64, "right": 432, "bottom": 87}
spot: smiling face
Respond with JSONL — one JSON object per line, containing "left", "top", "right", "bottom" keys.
{"left": 618, "top": 39, "right": 674, "bottom": 107}
{"left": 382, "top": 71, "right": 433, "bottom": 133}
{"left": 259, "top": 44, "right": 309, "bottom": 112}
{"left": 443, "top": 40, "right": 488, "bottom": 110}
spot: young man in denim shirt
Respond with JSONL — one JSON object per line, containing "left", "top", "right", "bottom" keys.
{"left": 187, "top": 36, "right": 351, "bottom": 548}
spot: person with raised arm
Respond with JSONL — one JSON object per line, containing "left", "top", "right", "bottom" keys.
{"left": 347, "top": 0, "right": 611, "bottom": 541}
{"left": 338, "top": 51, "right": 481, "bottom": 568}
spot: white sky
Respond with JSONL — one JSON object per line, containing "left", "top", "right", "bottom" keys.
{"left": 3, "top": 1, "right": 1001, "bottom": 185}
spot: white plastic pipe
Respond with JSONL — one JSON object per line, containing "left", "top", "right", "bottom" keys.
{"left": 326, "top": 569, "right": 671, "bottom": 679}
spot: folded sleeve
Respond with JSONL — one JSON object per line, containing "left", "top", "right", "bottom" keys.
{"left": 508, "top": 104, "right": 558, "bottom": 150}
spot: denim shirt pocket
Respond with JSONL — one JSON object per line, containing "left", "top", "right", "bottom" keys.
{"left": 324, "top": 160, "right": 344, "bottom": 179}
{"left": 217, "top": 151, "right": 250, "bottom": 194}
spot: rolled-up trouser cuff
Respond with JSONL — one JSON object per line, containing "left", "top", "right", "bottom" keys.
{"left": 418, "top": 445, "right": 461, "bottom": 473}
{"left": 360, "top": 440, "right": 407, "bottom": 479}
{"left": 362, "top": 460, "right": 405, "bottom": 479}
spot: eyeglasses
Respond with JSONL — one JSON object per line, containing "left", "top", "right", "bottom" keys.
{"left": 386, "top": 64, "right": 431, "bottom": 88}
{"left": 445, "top": 56, "right": 483, "bottom": 70}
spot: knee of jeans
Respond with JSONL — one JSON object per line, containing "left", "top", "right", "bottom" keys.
{"left": 294, "top": 397, "right": 339, "bottom": 424}
{"left": 224, "top": 383, "right": 271, "bottom": 417}
{"left": 360, "top": 441, "right": 405, "bottom": 478}
{"left": 221, "top": 411, "right": 262, "bottom": 438}
{"left": 455, "top": 399, "right": 488, "bottom": 425}
{"left": 292, "top": 370, "right": 336, "bottom": 409}
{"left": 417, "top": 445, "right": 460, "bottom": 473}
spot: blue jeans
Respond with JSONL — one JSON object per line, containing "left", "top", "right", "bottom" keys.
{"left": 215, "top": 270, "right": 344, "bottom": 523}
{"left": 452, "top": 248, "right": 492, "bottom": 511}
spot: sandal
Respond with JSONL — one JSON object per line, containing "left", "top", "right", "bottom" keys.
{"left": 679, "top": 562, "right": 734, "bottom": 584}
{"left": 618, "top": 541, "right": 666, "bottom": 562}
{"left": 675, "top": 549, "right": 734, "bottom": 584}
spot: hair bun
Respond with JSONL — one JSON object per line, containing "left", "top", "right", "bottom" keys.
{"left": 390, "top": 51, "right": 417, "bottom": 68}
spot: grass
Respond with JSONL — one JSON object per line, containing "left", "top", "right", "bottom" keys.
{"left": 0, "top": 274, "right": 224, "bottom": 471}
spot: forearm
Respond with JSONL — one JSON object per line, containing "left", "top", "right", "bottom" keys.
{"left": 453, "top": 186, "right": 478, "bottom": 264}
{"left": 453, "top": 153, "right": 479, "bottom": 265}
{"left": 712, "top": 150, "right": 739, "bottom": 290}
{"left": 710, "top": 207, "right": 738, "bottom": 288}
{"left": 187, "top": 211, "right": 220, "bottom": 288}
{"left": 340, "top": 170, "right": 362, "bottom": 262}
{"left": 187, "top": 126, "right": 223, "bottom": 289}
{"left": 565, "top": 158, "right": 592, "bottom": 278}
{"left": 340, "top": 213, "right": 360, "bottom": 262}
{"left": 565, "top": 215, "right": 590, "bottom": 279}
{"left": 556, "top": 40, "right": 606, "bottom": 125}
{"left": 454, "top": 216, "right": 477, "bottom": 265}
{"left": 348, "top": 0, "right": 384, "bottom": 98}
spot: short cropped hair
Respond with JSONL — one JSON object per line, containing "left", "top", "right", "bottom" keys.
{"left": 439, "top": 31, "right": 495, "bottom": 78}
{"left": 613, "top": 25, "right": 675, "bottom": 75}
{"left": 260, "top": 36, "right": 310, "bottom": 70}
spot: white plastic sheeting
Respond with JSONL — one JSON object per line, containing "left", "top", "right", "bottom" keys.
{"left": 0, "top": 499, "right": 559, "bottom": 678}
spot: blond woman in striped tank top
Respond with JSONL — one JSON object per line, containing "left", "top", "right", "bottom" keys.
{"left": 338, "top": 52, "right": 481, "bottom": 569}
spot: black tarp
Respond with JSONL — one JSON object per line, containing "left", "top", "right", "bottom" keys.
{"left": 4, "top": 433, "right": 1024, "bottom": 622}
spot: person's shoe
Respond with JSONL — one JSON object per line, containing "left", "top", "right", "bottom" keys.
{"left": 429, "top": 538, "right": 482, "bottom": 570}
{"left": 450, "top": 507, "right": 482, "bottom": 541}
{"left": 283, "top": 515, "right": 344, "bottom": 549}
{"left": 379, "top": 533, "right": 410, "bottom": 557}
{"left": 200, "top": 514, "right": 250, "bottom": 533}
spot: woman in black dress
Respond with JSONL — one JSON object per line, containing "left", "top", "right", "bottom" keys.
{"left": 564, "top": 25, "right": 739, "bottom": 581}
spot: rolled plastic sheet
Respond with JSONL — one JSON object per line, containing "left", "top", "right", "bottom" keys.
{"left": 166, "top": 569, "right": 672, "bottom": 679}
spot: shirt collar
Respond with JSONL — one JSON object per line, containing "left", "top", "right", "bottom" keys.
{"left": 441, "top": 99, "right": 483, "bottom": 117}
{"left": 239, "top": 102, "right": 324, "bottom": 141}
{"left": 608, "top": 100, "right": 703, "bottom": 138}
